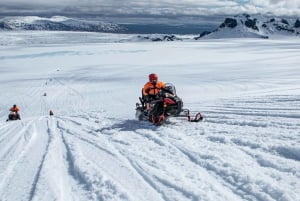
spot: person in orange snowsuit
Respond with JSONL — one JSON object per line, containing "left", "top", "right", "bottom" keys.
{"left": 9, "top": 104, "right": 21, "bottom": 120}
{"left": 9, "top": 104, "right": 20, "bottom": 113}
{"left": 142, "top": 73, "right": 167, "bottom": 110}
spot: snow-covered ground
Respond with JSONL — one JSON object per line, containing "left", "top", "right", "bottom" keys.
{"left": 0, "top": 31, "right": 300, "bottom": 201}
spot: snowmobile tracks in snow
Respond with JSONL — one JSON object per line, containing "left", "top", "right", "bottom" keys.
{"left": 0, "top": 92, "right": 299, "bottom": 201}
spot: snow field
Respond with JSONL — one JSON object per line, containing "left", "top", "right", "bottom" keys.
{"left": 0, "top": 32, "right": 299, "bottom": 201}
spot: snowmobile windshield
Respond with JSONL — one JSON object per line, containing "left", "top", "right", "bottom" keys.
{"left": 165, "top": 83, "right": 177, "bottom": 96}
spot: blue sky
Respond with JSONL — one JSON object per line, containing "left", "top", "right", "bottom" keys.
{"left": 0, "top": 0, "right": 299, "bottom": 17}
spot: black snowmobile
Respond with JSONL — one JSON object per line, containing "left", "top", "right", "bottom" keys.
{"left": 136, "top": 83, "right": 203, "bottom": 126}
{"left": 6, "top": 112, "right": 21, "bottom": 121}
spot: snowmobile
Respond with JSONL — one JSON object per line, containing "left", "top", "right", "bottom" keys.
{"left": 6, "top": 111, "right": 21, "bottom": 121}
{"left": 136, "top": 83, "right": 203, "bottom": 126}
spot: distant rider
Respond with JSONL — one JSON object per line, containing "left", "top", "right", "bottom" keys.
{"left": 9, "top": 104, "right": 21, "bottom": 120}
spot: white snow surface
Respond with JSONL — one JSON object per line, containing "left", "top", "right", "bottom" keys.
{"left": 0, "top": 31, "right": 300, "bottom": 201}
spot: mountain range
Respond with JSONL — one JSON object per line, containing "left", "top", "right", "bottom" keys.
{"left": 0, "top": 14, "right": 299, "bottom": 39}
{"left": 0, "top": 16, "right": 124, "bottom": 33}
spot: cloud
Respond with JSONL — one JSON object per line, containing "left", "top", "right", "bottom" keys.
{"left": 249, "top": 0, "right": 300, "bottom": 8}
{"left": 0, "top": 0, "right": 299, "bottom": 17}
{"left": 247, "top": 0, "right": 300, "bottom": 15}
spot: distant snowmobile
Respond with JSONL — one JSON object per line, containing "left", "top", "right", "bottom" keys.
{"left": 6, "top": 111, "right": 21, "bottom": 121}
{"left": 136, "top": 83, "right": 203, "bottom": 126}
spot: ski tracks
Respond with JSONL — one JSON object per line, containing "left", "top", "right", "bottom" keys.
{"left": 86, "top": 93, "right": 300, "bottom": 201}
{"left": 1, "top": 93, "right": 299, "bottom": 201}
{"left": 29, "top": 117, "right": 87, "bottom": 201}
{"left": 0, "top": 118, "right": 50, "bottom": 201}
{"left": 82, "top": 116, "right": 241, "bottom": 201}
{"left": 0, "top": 117, "right": 90, "bottom": 201}
{"left": 168, "top": 94, "right": 300, "bottom": 201}
{"left": 54, "top": 115, "right": 166, "bottom": 201}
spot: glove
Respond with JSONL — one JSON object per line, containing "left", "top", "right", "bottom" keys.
{"left": 144, "top": 95, "right": 150, "bottom": 103}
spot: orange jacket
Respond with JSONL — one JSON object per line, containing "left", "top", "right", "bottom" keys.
{"left": 10, "top": 106, "right": 19, "bottom": 113}
{"left": 142, "top": 81, "right": 166, "bottom": 96}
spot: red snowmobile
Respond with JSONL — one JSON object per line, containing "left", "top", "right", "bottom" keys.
{"left": 136, "top": 83, "right": 203, "bottom": 126}
{"left": 6, "top": 111, "right": 21, "bottom": 121}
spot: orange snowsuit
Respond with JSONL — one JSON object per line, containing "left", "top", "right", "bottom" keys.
{"left": 10, "top": 106, "right": 20, "bottom": 113}
{"left": 142, "top": 81, "right": 166, "bottom": 96}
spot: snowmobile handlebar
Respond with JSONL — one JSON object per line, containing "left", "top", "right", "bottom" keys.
{"left": 145, "top": 86, "right": 174, "bottom": 96}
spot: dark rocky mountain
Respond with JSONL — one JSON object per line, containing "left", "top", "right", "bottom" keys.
{"left": 136, "top": 35, "right": 183, "bottom": 41}
{"left": 195, "top": 14, "right": 300, "bottom": 39}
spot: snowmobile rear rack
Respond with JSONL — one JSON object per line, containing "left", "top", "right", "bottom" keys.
{"left": 180, "top": 109, "right": 203, "bottom": 122}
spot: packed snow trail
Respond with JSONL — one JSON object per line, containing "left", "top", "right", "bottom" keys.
{"left": 0, "top": 118, "right": 50, "bottom": 201}
{"left": 0, "top": 36, "right": 300, "bottom": 201}
{"left": 1, "top": 94, "right": 300, "bottom": 200}
{"left": 3, "top": 92, "right": 299, "bottom": 201}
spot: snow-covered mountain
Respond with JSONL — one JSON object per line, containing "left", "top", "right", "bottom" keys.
{"left": 1, "top": 14, "right": 300, "bottom": 39}
{"left": 0, "top": 16, "right": 125, "bottom": 33}
{"left": 196, "top": 14, "right": 300, "bottom": 39}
